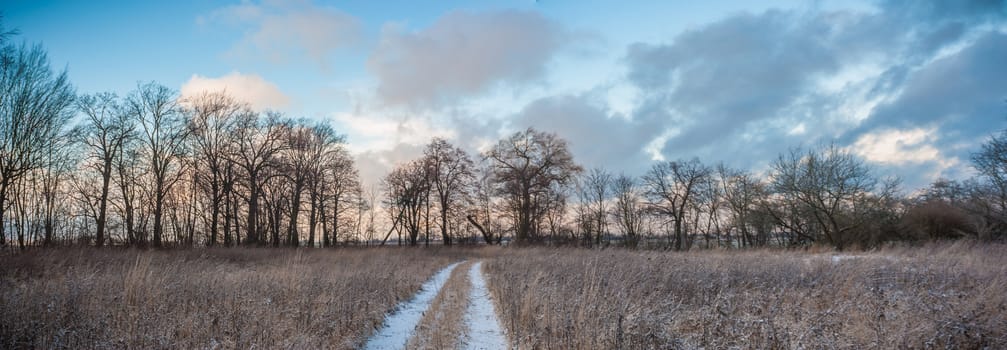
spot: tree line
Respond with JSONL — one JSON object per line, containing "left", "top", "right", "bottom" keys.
{"left": 2, "top": 21, "right": 1005, "bottom": 250}
{"left": 382, "top": 127, "right": 1005, "bottom": 250}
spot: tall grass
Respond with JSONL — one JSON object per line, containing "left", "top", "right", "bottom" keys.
{"left": 484, "top": 241, "right": 1007, "bottom": 349}
{"left": 0, "top": 247, "right": 468, "bottom": 349}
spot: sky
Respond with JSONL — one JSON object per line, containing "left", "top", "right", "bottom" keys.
{"left": 7, "top": 0, "right": 1007, "bottom": 191}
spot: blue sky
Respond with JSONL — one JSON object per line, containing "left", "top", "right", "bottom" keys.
{"left": 7, "top": 0, "right": 1007, "bottom": 190}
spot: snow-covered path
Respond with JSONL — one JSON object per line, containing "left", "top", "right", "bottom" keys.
{"left": 365, "top": 262, "right": 462, "bottom": 350}
{"left": 463, "top": 262, "right": 508, "bottom": 350}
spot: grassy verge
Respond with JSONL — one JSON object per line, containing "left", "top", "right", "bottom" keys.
{"left": 484, "top": 241, "right": 1007, "bottom": 349}
{"left": 0, "top": 247, "right": 467, "bottom": 349}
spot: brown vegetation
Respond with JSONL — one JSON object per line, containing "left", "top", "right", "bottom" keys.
{"left": 485, "top": 242, "right": 1007, "bottom": 349}
{"left": 0, "top": 248, "right": 467, "bottom": 349}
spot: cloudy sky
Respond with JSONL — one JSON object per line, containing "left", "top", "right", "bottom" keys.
{"left": 8, "top": 0, "right": 1007, "bottom": 190}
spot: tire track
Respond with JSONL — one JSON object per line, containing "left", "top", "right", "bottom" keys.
{"left": 463, "top": 261, "right": 508, "bottom": 350}
{"left": 365, "top": 262, "right": 462, "bottom": 350}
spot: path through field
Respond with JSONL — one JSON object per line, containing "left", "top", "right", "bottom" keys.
{"left": 462, "top": 261, "right": 508, "bottom": 350}
{"left": 365, "top": 262, "right": 462, "bottom": 350}
{"left": 364, "top": 260, "right": 508, "bottom": 350}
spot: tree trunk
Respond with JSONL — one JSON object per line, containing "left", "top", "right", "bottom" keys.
{"left": 287, "top": 184, "right": 302, "bottom": 247}
{"left": 467, "top": 215, "right": 493, "bottom": 244}
{"left": 271, "top": 203, "right": 281, "bottom": 247}
{"left": 247, "top": 185, "right": 259, "bottom": 245}
{"left": 153, "top": 182, "right": 165, "bottom": 248}
{"left": 320, "top": 200, "right": 329, "bottom": 247}
{"left": 96, "top": 159, "right": 113, "bottom": 247}
{"left": 440, "top": 198, "right": 451, "bottom": 245}
{"left": 0, "top": 180, "right": 8, "bottom": 246}
{"left": 209, "top": 181, "right": 220, "bottom": 246}
{"left": 223, "top": 190, "right": 231, "bottom": 246}
{"left": 332, "top": 195, "right": 339, "bottom": 247}
{"left": 518, "top": 185, "right": 532, "bottom": 243}
{"left": 308, "top": 190, "right": 317, "bottom": 247}
{"left": 425, "top": 195, "right": 431, "bottom": 246}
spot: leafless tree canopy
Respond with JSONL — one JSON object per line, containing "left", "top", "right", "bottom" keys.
{"left": 1, "top": 21, "right": 1004, "bottom": 250}
{"left": 485, "top": 128, "right": 582, "bottom": 244}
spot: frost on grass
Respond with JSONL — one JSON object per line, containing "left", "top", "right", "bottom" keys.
{"left": 365, "top": 262, "right": 462, "bottom": 350}
{"left": 463, "top": 261, "right": 508, "bottom": 350}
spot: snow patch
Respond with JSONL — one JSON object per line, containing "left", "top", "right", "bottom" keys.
{"left": 463, "top": 262, "right": 508, "bottom": 350}
{"left": 365, "top": 262, "right": 462, "bottom": 350}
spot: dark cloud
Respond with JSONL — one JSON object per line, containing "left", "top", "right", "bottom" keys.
{"left": 850, "top": 31, "right": 1007, "bottom": 185}
{"left": 618, "top": 0, "right": 1006, "bottom": 186}
{"left": 625, "top": 9, "right": 861, "bottom": 169}
{"left": 368, "top": 10, "right": 570, "bottom": 108}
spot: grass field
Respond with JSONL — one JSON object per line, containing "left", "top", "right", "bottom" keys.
{"left": 0, "top": 248, "right": 469, "bottom": 349}
{"left": 2, "top": 242, "right": 1005, "bottom": 349}
{"left": 485, "top": 242, "right": 1007, "bottom": 349}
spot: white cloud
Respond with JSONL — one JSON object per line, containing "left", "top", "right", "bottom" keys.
{"left": 204, "top": 0, "right": 360, "bottom": 67}
{"left": 333, "top": 112, "right": 455, "bottom": 153}
{"left": 180, "top": 72, "right": 290, "bottom": 111}
{"left": 849, "top": 128, "right": 943, "bottom": 165}
{"left": 368, "top": 10, "right": 571, "bottom": 107}
{"left": 333, "top": 111, "right": 459, "bottom": 187}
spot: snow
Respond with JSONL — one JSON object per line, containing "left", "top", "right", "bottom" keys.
{"left": 364, "top": 262, "right": 462, "bottom": 350}
{"left": 829, "top": 254, "right": 899, "bottom": 264}
{"left": 831, "top": 255, "right": 861, "bottom": 263}
{"left": 463, "top": 262, "right": 508, "bottom": 350}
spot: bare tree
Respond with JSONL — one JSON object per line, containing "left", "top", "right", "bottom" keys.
{"left": 128, "top": 82, "right": 188, "bottom": 247}
{"left": 610, "top": 173, "right": 645, "bottom": 247}
{"left": 423, "top": 138, "right": 474, "bottom": 245}
{"left": 0, "top": 42, "right": 75, "bottom": 246}
{"left": 261, "top": 166, "right": 290, "bottom": 246}
{"left": 643, "top": 158, "right": 711, "bottom": 251}
{"left": 323, "top": 140, "right": 359, "bottom": 246}
{"left": 77, "top": 92, "right": 133, "bottom": 246}
{"left": 971, "top": 129, "right": 1007, "bottom": 237}
{"left": 229, "top": 112, "right": 288, "bottom": 245}
{"left": 468, "top": 162, "right": 499, "bottom": 244}
{"left": 114, "top": 143, "right": 145, "bottom": 245}
{"left": 384, "top": 159, "right": 430, "bottom": 245}
{"left": 184, "top": 92, "right": 245, "bottom": 246}
{"left": 485, "top": 128, "right": 581, "bottom": 243}
{"left": 766, "top": 144, "right": 898, "bottom": 248}
{"left": 581, "top": 168, "right": 611, "bottom": 246}
{"left": 34, "top": 120, "right": 76, "bottom": 247}
{"left": 280, "top": 122, "right": 313, "bottom": 247}
{"left": 715, "top": 165, "right": 766, "bottom": 248}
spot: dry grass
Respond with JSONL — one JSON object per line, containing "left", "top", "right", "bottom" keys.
{"left": 0, "top": 247, "right": 469, "bottom": 349}
{"left": 407, "top": 261, "right": 473, "bottom": 350}
{"left": 484, "top": 241, "right": 1007, "bottom": 349}
{"left": 4, "top": 244, "right": 1003, "bottom": 349}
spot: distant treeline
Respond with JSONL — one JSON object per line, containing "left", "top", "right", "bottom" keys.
{"left": 2, "top": 20, "right": 1005, "bottom": 250}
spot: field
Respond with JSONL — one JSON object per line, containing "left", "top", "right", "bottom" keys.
{"left": 2, "top": 243, "right": 1006, "bottom": 349}
{"left": 486, "top": 242, "right": 1007, "bottom": 349}
{"left": 0, "top": 248, "right": 469, "bottom": 349}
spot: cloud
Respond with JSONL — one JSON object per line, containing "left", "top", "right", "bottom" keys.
{"left": 333, "top": 111, "right": 455, "bottom": 153}
{"left": 849, "top": 128, "right": 942, "bottom": 165}
{"left": 180, "top": 72, "right": 290, "bottom": 111}
{"left": 512, "top": 93, "right": 659, "bottom": 173}
{"left": 855, "top": 31, "right": 1007, "bottom": 139}
{"left": 203, "top": 0, "right": 360, "bottom": 68}
{"left": 354, "top": 143, "right": 427, "bottom": 190}
{"left": 333, "top": 110, "right": 464, "bottom": 188}
{"left": 368, "top": 10, "right": 571, "bottom": 108}
{"left": 618, "top": 1, "right": 1006, "bottom": 187}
